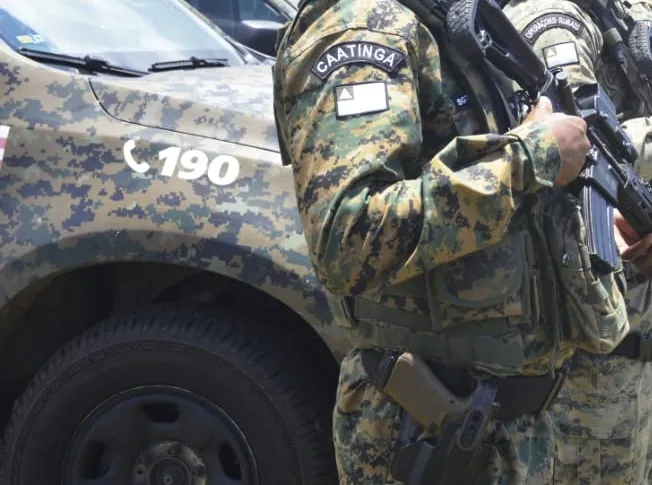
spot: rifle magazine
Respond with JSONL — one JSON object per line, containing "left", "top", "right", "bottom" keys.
{"left": 581, "top": 185, "right": 620, "bottom": 273}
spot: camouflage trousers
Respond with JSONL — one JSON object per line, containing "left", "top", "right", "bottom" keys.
{"left": 549, "top": 281, "right": 652, "bottom": 485}
{"left": 332, "top": 348, "right": 556, "bottom": 485}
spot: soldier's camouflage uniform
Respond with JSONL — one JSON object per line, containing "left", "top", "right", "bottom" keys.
{"left": 503, "top": 0, "right": 652, "bottom": 483}
{"left": 272, "top": 0, "right": 631, "bottom": 483}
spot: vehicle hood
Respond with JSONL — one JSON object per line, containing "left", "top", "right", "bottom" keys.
{"left": 265, "top": 0, "right": 298, "bottom": 19}
{"left": 89, "top": 65, "right": 280, "bottom": 153}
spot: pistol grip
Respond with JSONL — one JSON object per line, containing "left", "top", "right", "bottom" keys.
{"left": 383, "top": 353, "right": 473, "bottom": 434}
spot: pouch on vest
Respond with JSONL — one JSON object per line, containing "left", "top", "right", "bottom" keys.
{"left": 537, "top": 190, "right": 629, "bottom": 354}
{"left": 327, "top": 221, "right": 539, "bottom": 377}
{"left": 327, "top": 190, "right": 630, "bottom": 374}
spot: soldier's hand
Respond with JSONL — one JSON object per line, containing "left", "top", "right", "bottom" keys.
{"left": 615, "top": 209, "right": 652, "bottom": 278}
{"left": 523, "top": 96, "right": 590, "bottom": 187}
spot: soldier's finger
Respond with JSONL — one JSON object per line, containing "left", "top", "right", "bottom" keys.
{"left": 534, "top": 96, "right": 553, "bottom": 114}
{"left": 524, "top": 97, "right": 554, "bottom": 122}
{"left": 614, "top": 210, "right": 640, "bottom": 244}
{"left": 622, "top": 234, "right": 652, "bottom": 261}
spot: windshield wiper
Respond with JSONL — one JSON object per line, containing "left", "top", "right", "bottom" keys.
{"left": 222, "top": 34, "right": 261, "bottom": 65}
{"left": 148, "top": 56, "right": 229, "bottom": 72}
{"left": 18, "top": 48, "right": 147, "bottom": 77}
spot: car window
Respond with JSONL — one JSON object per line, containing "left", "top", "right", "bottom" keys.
{"left": 186, "top": 0, "right": 285, "bottom": 24}
{"left": 0, "top": 0, "right": 247, "bottom": 72}
{"left": 238, "top": 0, "right": 285, "bottom": 22}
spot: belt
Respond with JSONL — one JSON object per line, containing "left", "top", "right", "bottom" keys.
{"left": 360, "top": 349, "right": 569, "bottom": 420}
{"left": 610, "top": 331, "right": 652, "bottom": 361}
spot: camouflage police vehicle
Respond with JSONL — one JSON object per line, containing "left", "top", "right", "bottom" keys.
{"left": 0, "top": 1, "right": 343, "bottom": 484}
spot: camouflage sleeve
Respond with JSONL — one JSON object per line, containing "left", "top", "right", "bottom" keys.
{"left": 620, "top": 0, "right": 652, "bottom": 180}
{"left": 628, "top": 0, "right": 652, "bottom": 21}
{"left": 621, "top": 117, "right": 652, "bottom": 180}
{"left": 280, "top": 27, "right": 561, "bottom": 297}
{"left": 503, "top": 0, "right": 602, "bottom": 86}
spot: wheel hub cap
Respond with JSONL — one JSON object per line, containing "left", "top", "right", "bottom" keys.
{"left": 134, "top": 441, "right": 205, "bottom": 485}
{"left": 61, "top": 386, "right": 258, "bottom": 485}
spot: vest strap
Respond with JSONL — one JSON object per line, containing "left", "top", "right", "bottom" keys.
{"left": 355, "top": 318, "right": 526, "bottom": 369}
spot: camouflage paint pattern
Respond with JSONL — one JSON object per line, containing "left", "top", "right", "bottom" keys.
{"left": 273, "top": 0, "right": 629, "bottom": 482}
{"left": 503, "top": 0, "right": 652, "bottom": 482}
{"left": 0, "top": 47, "right": 352, "bottom": 361}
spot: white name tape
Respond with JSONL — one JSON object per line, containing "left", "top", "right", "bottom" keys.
{"left": 334, "top": 82, "right": 389, "bottom": 118}
{"left": 543, "top": 42, "right": 579, "bottom": 69}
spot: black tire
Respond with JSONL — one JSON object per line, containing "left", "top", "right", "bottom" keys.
{"left": 0, "top": 304, "right": 338, "bottom": 485}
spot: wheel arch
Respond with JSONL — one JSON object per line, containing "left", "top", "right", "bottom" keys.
{"left": 0, "top": 303, "right": 340, "bottom": 485}
{"left": 0, "top": 231, "right": 342, "bottom": 424}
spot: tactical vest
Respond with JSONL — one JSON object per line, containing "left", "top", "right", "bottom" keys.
{"left": 273, "top": 0, "right": 630, "bottom": 378}
{"left": 326, "top": 189, "right": 628, "bottom": 377}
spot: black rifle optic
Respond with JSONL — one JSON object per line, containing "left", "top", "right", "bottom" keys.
{"left": 446, "top": 0, "right": 652, "bottom": 273}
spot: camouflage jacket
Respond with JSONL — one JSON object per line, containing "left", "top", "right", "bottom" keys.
{"left": 272, "top": 0, "right": 629, "bottom": 377}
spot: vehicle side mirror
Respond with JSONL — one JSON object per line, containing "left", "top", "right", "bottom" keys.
{"left": 234, "top": 20, "right": 283, "bottom": 57}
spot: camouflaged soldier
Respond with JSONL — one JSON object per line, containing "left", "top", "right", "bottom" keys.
{"left": 502, "top": 1, "right": 652, "bottom": 483}
{"left": 271, "top": 0, "right": 640, "bottom": 482}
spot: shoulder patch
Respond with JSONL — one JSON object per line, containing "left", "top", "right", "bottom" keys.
{"left": 542, "top": 41, "right": 580, "bottom": 68}
{"left": 334, "top": 81, "right": 389, "bottom": 118}
{"left": 311, "top": 42, "right": 406, "bottom": 81}
{"left": 521, "top": 13, "right": 585, "bottom": 45}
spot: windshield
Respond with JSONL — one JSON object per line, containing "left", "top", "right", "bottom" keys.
{"left": 0, "top": 0, "right": 247, "bottom": 72}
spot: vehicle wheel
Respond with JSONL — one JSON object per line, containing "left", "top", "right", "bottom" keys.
{"left": 0, "top": 304, "right": 338, "bottom": 485}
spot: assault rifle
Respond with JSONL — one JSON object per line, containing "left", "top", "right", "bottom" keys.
{"left": 445, "top": 0, "right": 652, "bottom": 272}
{"left": 588, "top": 0, "right": 652, "bottom": 114}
